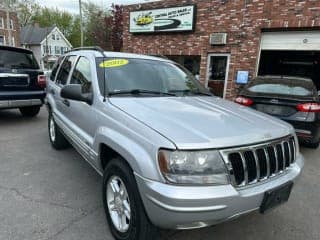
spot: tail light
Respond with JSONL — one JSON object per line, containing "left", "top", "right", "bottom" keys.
{"left": 234, "top": 96, "right": 253, "bottom": 106}
{"left": 296, "top": 103, "right": 320, "bottom": 112}
{"left": 37, "top": 75, "right": 46, "bottom": 88}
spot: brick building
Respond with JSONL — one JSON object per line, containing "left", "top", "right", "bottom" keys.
{"left": 0, "top": 8, "right": 20, "bottom": 47}
{"left": 123, "top": 0, "right": 320, "bottom": 99}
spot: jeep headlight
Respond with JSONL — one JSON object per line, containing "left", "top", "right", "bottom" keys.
{"left": 158, "top": 150, "right": 230, "bottom": 185}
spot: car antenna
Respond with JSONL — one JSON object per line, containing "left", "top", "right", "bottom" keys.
{"left": 103, "top": 53, "right": 107, "bottom": 102}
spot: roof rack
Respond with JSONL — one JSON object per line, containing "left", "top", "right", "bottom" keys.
{"left": 67, "top": 46, "right": 105, "bottom": 56}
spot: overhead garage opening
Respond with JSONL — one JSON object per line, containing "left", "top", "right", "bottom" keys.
{"left": 258, "top": 50, "right": 320, "bottom": 89}
{"left": 258, "top": 31, "right": 320, "bottom": 90}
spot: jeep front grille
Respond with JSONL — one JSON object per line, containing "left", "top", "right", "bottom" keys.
{"left": 220, "top": 136, "right": 296, "bottom": 187}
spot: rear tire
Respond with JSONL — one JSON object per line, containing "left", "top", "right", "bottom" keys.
{"left": 304, "top": 140, "right": 319, "bottom": 149}
{"left": 19, "top": 106, "right": 41, "bottom": 117}
{"left": 103, "top": 157, "right": 157, "bottom": 240}
{"left": 48, "top": 113, "right": 69, "bottom": 150}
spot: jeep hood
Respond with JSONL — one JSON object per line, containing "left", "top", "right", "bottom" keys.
{"left": 110, "top": 97, "right": 294, "bottom": 149}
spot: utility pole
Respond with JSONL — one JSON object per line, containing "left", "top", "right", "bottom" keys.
{"left": 79, "top": 0, "right": 83, "bottom": 47}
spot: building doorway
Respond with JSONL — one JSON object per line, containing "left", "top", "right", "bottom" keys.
{"left": 206, "top": 54, "right": 230, "bottom": 97}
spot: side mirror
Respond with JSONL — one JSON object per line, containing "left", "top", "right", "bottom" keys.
{"left": 61, "top": 84, "right": 93, "bottom": 105}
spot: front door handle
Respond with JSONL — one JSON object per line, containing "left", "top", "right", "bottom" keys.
{"left": 62, "top": 99, "right": 70, "bottom": 107}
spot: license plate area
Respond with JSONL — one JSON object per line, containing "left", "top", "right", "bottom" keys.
{"left": 260, "top": 181, "right": 293, "bottom": 214}
{"left": 255, "top": 104, "right": 295, "bottom": 116}
{"left": 0, "top": 74, "right": 30, "bottom": 87}
{"left": 2, "top": 77, "right": 29, "bottom": 87}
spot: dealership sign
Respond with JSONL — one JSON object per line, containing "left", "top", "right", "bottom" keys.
{"left": 129, "top": 5, "right": 196, "bottom": 33}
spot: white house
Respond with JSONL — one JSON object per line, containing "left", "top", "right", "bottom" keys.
{"left": 20, "top": 25, "right": 72, "bottom": 70}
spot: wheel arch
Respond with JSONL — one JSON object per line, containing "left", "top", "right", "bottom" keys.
{"left": 94, "top": 127, "right": 163, "bottom": 181}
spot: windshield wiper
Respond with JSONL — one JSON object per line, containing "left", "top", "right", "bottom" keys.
{"left": 170, "top": 89, "right": 212, "bottom": 96}
{"left": 109, "top": 89, "right": 176, "bottom": 97}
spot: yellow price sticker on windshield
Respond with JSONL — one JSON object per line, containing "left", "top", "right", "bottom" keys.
{"left": 99, "top": 59, "right": 129, "bottom": 68}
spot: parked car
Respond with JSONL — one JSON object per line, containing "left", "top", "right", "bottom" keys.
{"left": 235, "top": 75, "right": 320, "bottom": 148}
{"left": 0, "top": 46, "right": 46, "bottom": 117}
{"left": 46, "top": 48, "right": 304, "bottom": 240}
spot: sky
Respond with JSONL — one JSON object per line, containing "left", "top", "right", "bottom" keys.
{"left": 36, "top": 0, "right": 156, "bottom": 13}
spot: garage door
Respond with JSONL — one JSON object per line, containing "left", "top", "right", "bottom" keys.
{"left": 261, "top": 31, "right": 320, "bottom": 51}
{"left": 259, "top": 31, "right": 320, "bottom": 89}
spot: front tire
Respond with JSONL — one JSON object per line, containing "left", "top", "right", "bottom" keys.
{"left": 20, "top": 106, "right": 41, "bottom": 117}
{"left": 103, "top": 158, "right": 157, "bottom": 240}
{"left": 48, "top": 113, "right": 69, "bottom": 150}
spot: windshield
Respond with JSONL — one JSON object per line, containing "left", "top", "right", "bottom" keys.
{"left": 247, "top": 78, "right": 314, "bottom": 97}
{"left": 0, "top": 49, "right": 39, "bottom": 69}
{"left": 96, "top": 58, "right": 209, "bottom": 97}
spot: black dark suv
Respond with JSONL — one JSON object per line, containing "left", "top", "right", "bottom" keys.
{"left": 0, "top": 46, "right": 46, "bottom": 117}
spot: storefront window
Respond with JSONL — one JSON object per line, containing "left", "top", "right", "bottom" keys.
{"left": 166, "top": 55, "right": 201, "bottom": 77}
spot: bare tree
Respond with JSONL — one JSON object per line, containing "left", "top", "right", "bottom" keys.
{"left": 17, "top": 0, "right": 40, "bottom": 26}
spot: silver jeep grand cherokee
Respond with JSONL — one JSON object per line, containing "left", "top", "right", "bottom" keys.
{"left": 46, "top": 47, "right": 304, "bottom": 240}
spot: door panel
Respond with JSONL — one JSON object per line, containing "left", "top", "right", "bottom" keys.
{"left": 52, "top": 56, "right": 77, "bottom": 126}
{"left": 63, "top": 56, "right": 98, "bottom": 164}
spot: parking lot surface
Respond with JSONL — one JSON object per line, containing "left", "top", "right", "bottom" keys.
{"left": 0, "top": 108, "right": 319, "bottom": 240}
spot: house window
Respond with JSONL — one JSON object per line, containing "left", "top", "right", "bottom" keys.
{"left": 0, "top": 18, "right": 4, "bottom": 29}
{"left": 61, "top": 47, "right": 64, "bottom": 54}
{"left": 44, "top": 45, "right": 50, "bottom": 54}
{"left": 55, "top": 46, "right": 61, "bottom": 55}
{"left": 0, "top": 36, "right": 5, "bottom": 45}
{"left": 9, "top": 19, "right": 13, "bottom": 29}
{"left": 52, "top": 34, "right": 55, "bottom": 40}
{"left": 56, "top": 34, "right": 60, "bottom": 40}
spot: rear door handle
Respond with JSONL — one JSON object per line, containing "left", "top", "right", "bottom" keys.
{"left": 62, "top": 99, "right": 70, "bottom": 107}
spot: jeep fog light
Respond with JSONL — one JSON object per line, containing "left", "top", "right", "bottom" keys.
{"left": 158, "top": 150, "right": 230, "bottom": 185}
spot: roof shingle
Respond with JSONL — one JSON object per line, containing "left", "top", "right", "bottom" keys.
{"left": 20, "top": 25, "right": 55, "bottom": 45}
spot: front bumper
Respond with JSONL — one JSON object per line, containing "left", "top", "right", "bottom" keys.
{"left": 282, "top": 117, "right": 320, "bottom": 143}
{"left": 135, "top": 153, "right": 304, "bottom": 230}
{"left": 291, "top": 122, "right": 320, "bottom": 143}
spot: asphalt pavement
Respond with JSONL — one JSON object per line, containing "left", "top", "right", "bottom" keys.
{"left": 0, "top": 108, "right": 319, "bottom": 240}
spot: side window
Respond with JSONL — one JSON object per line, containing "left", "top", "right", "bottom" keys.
{"left": 56, "top": 56, "right": 76, "bottom": 86}
{"left": 50, "top": 56, "right": 65, "bottom": 81}
{"left": 70, "top": 57, "right": 92, "bottom": 93}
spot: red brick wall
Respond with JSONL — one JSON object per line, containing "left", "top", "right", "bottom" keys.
{"left": 123, "top": 0, "right": 320, "bottom": 99}
{"left": 0, "top": 10, "right": 20, "bottom": 47}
